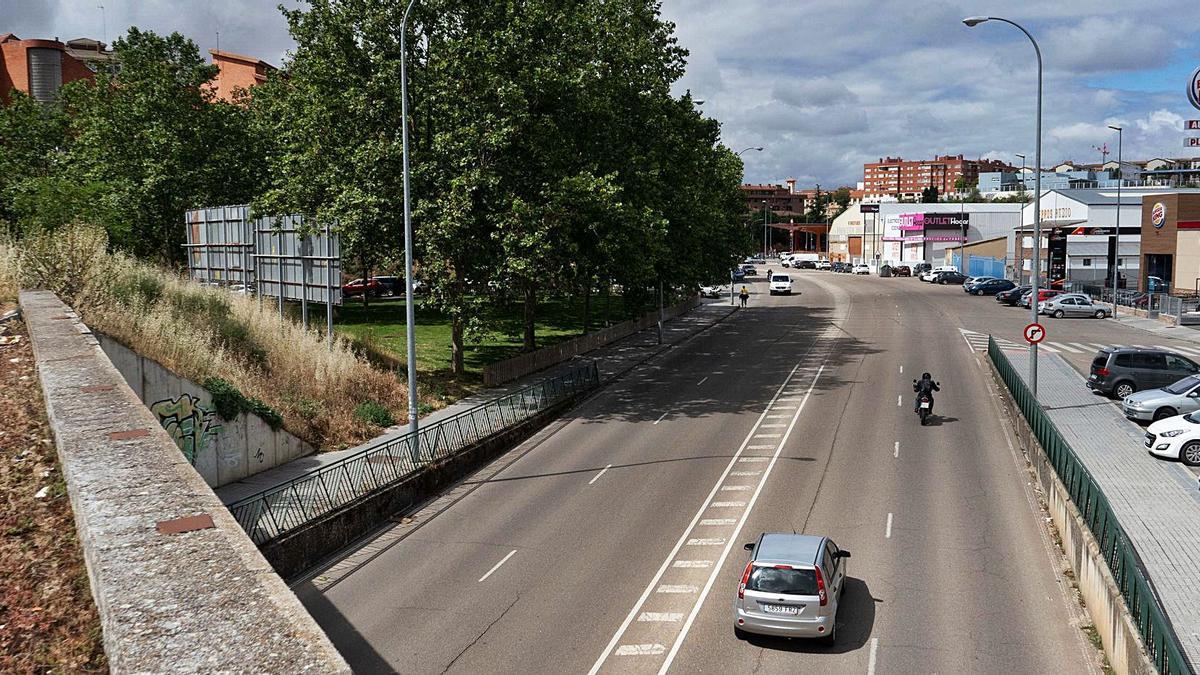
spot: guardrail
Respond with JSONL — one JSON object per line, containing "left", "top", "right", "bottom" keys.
{"left": 228, "top": 361, "right": 600, "bottom": 545}
{"left": 988, "top": 337, "right": 1190, "bottom": 674}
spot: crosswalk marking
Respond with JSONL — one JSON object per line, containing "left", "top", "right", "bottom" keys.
{"left": 1046, "top": 341, "right": 1081, "bottom": 353}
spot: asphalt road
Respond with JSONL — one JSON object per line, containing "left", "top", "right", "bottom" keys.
{"left": 295, "top": 270, "right": 1102, "bottom": 674}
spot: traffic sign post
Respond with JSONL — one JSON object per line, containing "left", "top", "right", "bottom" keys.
{"left": 1024, "top": 322, "right": 1046, "bottom": 345}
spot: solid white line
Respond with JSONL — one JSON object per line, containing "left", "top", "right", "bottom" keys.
{"left": 709, "top": 501, "right": 744, "bottom": 507}
{"left": 696, "top": 376, "right": 709, "bottom": 386}
{"left": 653, "top": 412, "right": 668, "bottom": 425}
{"left": 587, "top": 362, "right": 807, "bottom": 675}
{"left": 894, "top": 441, "right": 899, "bottom": 458}
{"left": 886, "top": 513, "right": 893, "bottom": 539}
{"left": 615, "top": 644, "right": 665, "bottom": 656}
{"left": 868, "top": 637, "right": 879, "bottom": 674}
{"left": 588, "top": 464, "right": 613, "bottom": 485}
{"left": 899, "top": 365, "right": 903, "bottom": 373}
{"left": 478, "top": 549, "right": 517, "bottom": 582}
{"left": 656, "top": 363, "right": 826, "bottom": 675}
{"left": 638, "top": 613, "right": 684, "bottom": 622}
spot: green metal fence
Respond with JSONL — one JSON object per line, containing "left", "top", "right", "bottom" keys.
{"left": 228, "top": 361, "right": 600, "bottom": 546}
{"left": 988, "top": 337, "right": 1191, "bottom": 675}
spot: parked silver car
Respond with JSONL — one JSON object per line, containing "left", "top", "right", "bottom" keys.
{"left": 734, "top": 533, "right": 850, "bottom": 643}
{"left": 1123, "top": 374, "right": 1200, "bottom": 422}
{"left": 1039, "top": 293, "right": 1111, "bottom": 319}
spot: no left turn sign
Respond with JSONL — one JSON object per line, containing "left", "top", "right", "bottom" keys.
{"left": 1024, "top": 323, "right": 1046, "bottom": 344}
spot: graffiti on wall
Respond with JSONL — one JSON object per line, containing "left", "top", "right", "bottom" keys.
{"left": 150, "top": 393, "right": 222, "bottom": 464}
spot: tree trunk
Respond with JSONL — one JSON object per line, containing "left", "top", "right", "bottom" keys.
{"left": 523, "top": 283, "right": 536, "bottom": 352}
{"left": 451, "top": 315, "right": 465, "bottom": 378}
{"left": 582, "top": 281, "right": 591, "bottom": 335}
{"left": 361, "top": 256, "right": 370, "bottom": 309}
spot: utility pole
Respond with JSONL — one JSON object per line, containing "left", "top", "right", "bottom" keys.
{"left": 1108, "top": 125, "right": 1123, "bottom": 316}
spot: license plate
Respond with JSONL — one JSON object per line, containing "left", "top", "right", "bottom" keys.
{"left": 920, "top": 401, "right": 931, "bottom": 409}
{"left": 760, "top": 604, "right": 800, "bottom": 615}
{"left": 1089, "top": 374, "right": 1097, "bottom": 380}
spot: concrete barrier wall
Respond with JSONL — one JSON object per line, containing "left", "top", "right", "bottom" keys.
{"left": 988, "top": 360, "right": 1156, "bottom": 675}
{"left": 97, "top": 334, "right": 313, "bottom": 488}
{"left": 20, "top": 290, "right": 349, "bottom": 673}
{"left": 483, "top": 296, "right": 700, "bottom": 386}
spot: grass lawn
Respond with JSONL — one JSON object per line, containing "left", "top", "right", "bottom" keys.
{"left": 313, "top": 293, "right": 655, "bottom": 382}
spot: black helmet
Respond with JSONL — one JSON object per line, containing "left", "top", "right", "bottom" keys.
{"left": 922, "top": 372, "right": 931, "bottom": 379}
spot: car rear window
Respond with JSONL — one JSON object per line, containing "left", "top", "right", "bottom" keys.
{"left": 1092, "top": 354, "right": 1109, "bottom": 370}
{"left": 746, "top": 566, "right": 818, "bottom": 595}
{"left": 772, "top": 275, "right": 790, "bottom": 282}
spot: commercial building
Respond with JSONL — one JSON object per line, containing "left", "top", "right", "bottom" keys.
{"left": 0, "top": 33, "right": 103, "bottom": 104}
{"left": 828, "top": 202, "right": 1020, "bottom": 267}
{"left": 862, "top": 155, "right": 1012, "bottom": 200}
{"left": 1138, "top": 193, "right": 1200, "bottom": 293}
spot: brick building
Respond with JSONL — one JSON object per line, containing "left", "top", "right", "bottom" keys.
{"left": 742, "top": 178, "right": 806, "bottom": 216}
{"left": 862, "top": 154, "right": 1013, "bottom": 200}
{"left": 0, "top": 33, "right": 101, "bottom": 104}
{"left": 207, "top": 49, "right": 276, "bottom": 103}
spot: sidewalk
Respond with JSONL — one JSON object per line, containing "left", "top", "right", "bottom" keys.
{"left": 216, "top": 301, "right": 738, "bottom": 504}
{"left": 1007, "top": 349, "right": 1200, "bottom": 671}
{"left": 1110, "top": 307, "right": 1200, "bottom": 343}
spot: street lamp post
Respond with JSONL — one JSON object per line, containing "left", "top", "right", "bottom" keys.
{"left": 965, "top": 15, "right": 1043, "bottom": 399}
{"left": 1109, "top": 125, "right": 1123, "bottom": 316}
{"left": 400, "top": 0, "right": 421, "bottom": 455}
{"left": 734, "top": 147, "right": 762, "bottom": 306}
{"left": 737, "top": 146, "right": 764, "bottom": 157}
{"left": 1014, "top": 153, "right": 1026, "bottom": 282}
{"left": 762, "top": 200, "right": 769, "bottom": 259}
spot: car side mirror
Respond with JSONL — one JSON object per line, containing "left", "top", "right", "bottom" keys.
{"left": 836, "top": 550, "right": 851, "bottom": 558}
{"left": 743, "top": 543, "right": 755, "bottom": 551}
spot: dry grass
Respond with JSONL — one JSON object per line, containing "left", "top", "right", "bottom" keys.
{"left": 1, "top": 225, "right": 436, "bottom": 449}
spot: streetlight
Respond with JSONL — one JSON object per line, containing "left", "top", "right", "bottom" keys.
{"left": 965, "top": 14, "right": 1044, "bottom": 399}
{"left": 762, "top": 200, "right": 769, "bottom": 259}
{"left": 400, "top": 0, "right": 420, "bottom": 455}
{"left": 1108, "top": 124, "right": 1123, "bottom": 315}
{"left": 737, "top": 146, "right": 764, "bottom": 156}
{"left": 1015, "top": 153, "right": 1026, "bottom": 190}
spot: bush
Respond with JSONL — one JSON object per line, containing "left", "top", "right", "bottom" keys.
{"left": 203, "top": 376, "right": 283, "bottom": 429}
{"left": 354, "top": 401, "right": 395, "bottom": 428}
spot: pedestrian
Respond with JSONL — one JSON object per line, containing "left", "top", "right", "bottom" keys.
{"left": 739, "top": 285, "right": 749, "bottom": 308}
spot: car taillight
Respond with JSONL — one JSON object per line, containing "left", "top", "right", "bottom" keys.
{"left": 738, "top": 562, "right": 753, "bottom": 599}
{"left": 1096, "top": 368, "right": 1110, "bottom": 377}
{"left": 814, "top": 566, "right": 828, "bottom": 606}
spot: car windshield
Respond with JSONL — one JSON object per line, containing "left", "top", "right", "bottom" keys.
{"left": 772, "top": 275, "right": 789, "bottom": 282}
{"left": 745, "top": 566, "right": 818, "bottom": 595}
{"left": 1164, "top": 376, "right": 1200, "bottom": 395}
{"left": 1185, "top": 413, "right": 1200, "bottom": 424}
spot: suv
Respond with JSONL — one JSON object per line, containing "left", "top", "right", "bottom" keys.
{"left": 735, "top": 533, "right": 851, "bottom": 643}
{"left": 1088, "top": 347, "right": 1200, "bottom": 399}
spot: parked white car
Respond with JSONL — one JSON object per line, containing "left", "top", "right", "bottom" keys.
{"left": 769, "top": 274, "right": 794, "bottom": 295}
{"left": 699, "top": 284, "right": 727, "bottom": 298}
{"left": 815, "top": 260, "right": 832, "bottom": 270}
{"left": 852, "top": 264, "right": 871, "bottom": 275}
{"left": 1144, "top": 412, "right": 1200, "bottom": 465}
{"left": 920, "top": 265, "right": 958, "bottom": 282}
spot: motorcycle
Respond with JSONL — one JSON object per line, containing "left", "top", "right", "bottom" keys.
{"left": 913, "top": 379, "right": 939, "bottom": 426}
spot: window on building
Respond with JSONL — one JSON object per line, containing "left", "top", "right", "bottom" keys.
{"left": 1082, "top": 258, "right": 1092, "bottom": 266}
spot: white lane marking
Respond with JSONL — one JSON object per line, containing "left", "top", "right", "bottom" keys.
{"left": 886, "top": 513, "right": 894, "bottom": 539}
{"left": 753, "top": 434, "right": 781, "bottom": 438}
{"left": 747, "top": 445, "right": 774, "bottom": 449}
{"left": 897, "top": 394, "right": 901, "bottom": 406}
{"left": 1165, "top": 344, "right": 1200, "bottom": 356}
{"left": 696, "top": 376, "right": 709, "bottom": 386}
{"left": 588, "top": 464, "right": 613, "bottom": 485}
{"left": 729, "top": 471, "right": 760, "bottom": 476}
{"left": 868, "top": 637, "right": 879, "bottom": 674}
{"left": 765, "top": 414, "right": 788, "bottom": 418}
{"left": 653, "top": 412, "right": 668, "bottom": 425}
{"left": 894, "top": 441, "right": 899, "bottom": 458}
{"left": 759, "top": 423, "right": 787, "bottom": 428}
{"left": 656, "top": 363, "right": 827, "bottom": 675}
{"left": 720, "top": 485, "right": 751, "bottom": 491}
{"left": 699, "top": 518, "right": 737, "bottom": 526}
{"left": 638, "top": 613, "right": 684, "bottom": 623}
{"left": 709, "top": 501, "right": 744, "bottom": 507}
{"left": 657, "top": 585, "right": 699, "bottom": 594}
{"left": 616, "top": 644, "right": 665, "bottom": 656}
{"left": 1069, "top": 342, "right": 1095, "bottom": 352}
{"left": 686, "top": 538, "right": 726, "bottom": 546}
{"left": 899, "top": 365, "right": 903, "bottom": 373}
{"left": 588, "top": 361, "right": 810, "bottom": 674}
{"left": 773, "top": 405, "right": 797, "bottom": 410}
{"left": 672, "top": 560, "right": 713, "bottom": 569}
{"left": 1047, "top": 341, "right": 1081, "bottom": 353}
{"left": 775, "top": 397, "right": 802, "bottom": 402}
{"left": 739, "top": 457, "right": 768, "bottom": 462}
{"left": 478, "top": 549, "right": 517, "bottom": 582}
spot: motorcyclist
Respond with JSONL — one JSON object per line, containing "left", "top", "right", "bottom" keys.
{"left": 913, "top": 372, "right": 940, "bottom": 413}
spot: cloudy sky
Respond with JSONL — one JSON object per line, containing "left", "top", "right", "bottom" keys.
{"left": 5, "top": 0, "right": 1200, "bottom": 187}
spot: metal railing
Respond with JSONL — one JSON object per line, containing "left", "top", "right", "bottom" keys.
{"left": 988, "top": 337, "right": 1191, "bottom": 674}
{"left": 1069, "top": 284, "right": 1200, "bottom": 319}
{"left": 228, "top": 361, "right": 600, "bottom": 545}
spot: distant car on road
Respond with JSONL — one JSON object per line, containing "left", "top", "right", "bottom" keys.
{"left": 1039, "top": 293, "right": 1111, "bottom": 319}
{"left": 768, "top": 274, "right": 793, "bottom": 295}
{"left": 796, "top": 260, "right": 817, "bottom": 270}
{"left": 931, "top": 270, "right": 967, "bottom": 285}
{"left": 1123, "top": 374, "right": 1200, "bottom": 423}
{"left": 735, "top": 533, "right": 850, "bottom": 644}
{"left": 742, "top": 265, "right": 759, "bottom": 276}
{"left": 699, "top": 284, "right": 727, "bottom": 298}
{"left": 892, "top": 265, "right": 911, "bottom": 277}
{"left": 852, "top": 264, "right": 871, "bottom": 275}
{"left": 1088, "top": 347, "right": 1200, "bottom": 399}
{"left": 964, "top": 278, "right": 1016, "bottom": 296}
{"left": 1144, "top": 411, "right": 1200, "bottom": 465}
{"left": 920, "top": 265, "right": 957, "bottom": 282}
{"left": 342, "top": 278, "right": 383, "bottom": 298}
{"left": 996, "top": 285, "right": 1031, "bottom": 306}
{"left": 815, "top": 260, "right": 832, "bottom": 270}
{"left": 732, "top": 268, "right": 747, "bottom": 282}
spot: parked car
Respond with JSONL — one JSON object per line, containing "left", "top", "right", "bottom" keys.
{"left": 1039, "top": 293, "right": 1111, "bottom": 319}
{"left": 1123, "top": 374, "right": 1200, "bottom": 423}
{"left": 830, "top": 262, "right": 846, "bottom": 273}
{"left": 732, "top": 268, "right": 747, "bottom": 282}
{"left": 963, "top": 276, "right": 996, "bottom": 287}
{"left": 742, "top": 265, "right": 758, "bottom": 276}
{"left": 920, "top": 265, "right": 958, "bottom": 282}
{"left": 932, "top": 270, "right": 968, "bottom": 285}
{"left": 815, "top": 260, "right": 832, "bottom": 270}
{"left": 699, "top": 284, "right": 727, "bottom": 298}
{"left": 797, "top": 260, "right": 817, "bottom": 270}
{"left": 1088, "top": 347, "right": 1200, "bottom": 399}
{"left": 1144, "top": 412, "right": 1200, "bottom": 465}
{"left": 768, "top": 274, "right": 794, "bottom": 296}
{"left": 1020, "top": 288, "right": 1062, "bottom": 308}
{"left": 996, "top": 285, "right": 1032, "bottom": 306}
{"left": 912, "top": 262, "right": 932, "bottom": 278}
{"left": 964, "top": 278, "right": 1016, "bottom": 296}
{"left": 852, "top": 264, "right": 871, "bottom": 275}
{"left": 734, "top": 533, "right": 850, "bottom": 643}
{"left": 342, "top": 277, "right": 383, "bottom": 297}
{"left": 892, "top": 264, "right": 912, "bottom": 277}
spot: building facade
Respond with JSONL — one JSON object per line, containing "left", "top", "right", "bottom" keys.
{"left": 207, "top": 49, "right": 276, "bottom": 103}
{"left": 0, "top": 33, "right": 100, "bottom": 104}
{"left": 1138, "top": 194, "right": 1200, "bottom": 293}
{"left": 862, "top": 154, "right": 1012, "bottom": 200}
{"left": 741, "top": 180, "right": 806, "bottom": 216}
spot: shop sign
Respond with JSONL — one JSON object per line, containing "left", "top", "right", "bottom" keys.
{"left": 1185, "top": 137, "right": 1200, "bottom": 148}
{"left": 1190, "top": 65, "right": 1200, "bottom": 111}
{"left": 1151, "top": 202, "right": 1167, "bottom": 228}
{"left": 859, "top": 204, "right": 880, "bottom": 213}
{"left": 1039, "top": 206, "right": 1073, "bottom": 221}
{"left": 1186, "top": 120, "right": 1200, "bottom": 130}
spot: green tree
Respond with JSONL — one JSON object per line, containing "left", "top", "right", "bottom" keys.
{"left": 0, "top": 92, "right": 69, "bottom": 227}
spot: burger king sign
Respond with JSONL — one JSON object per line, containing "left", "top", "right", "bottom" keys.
{"left": 1152, "top": 202, "right": 1167, "bottom": 229}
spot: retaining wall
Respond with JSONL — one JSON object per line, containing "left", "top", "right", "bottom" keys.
{"left": 98, "top": 334, "right": 313, "bottom": 487}
{"left": 20, "top": 290, "right": 349, "bottom": 673}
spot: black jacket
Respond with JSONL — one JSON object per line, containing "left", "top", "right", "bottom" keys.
{"left": 914, "top": 377, "right": 940, "bottom": 396}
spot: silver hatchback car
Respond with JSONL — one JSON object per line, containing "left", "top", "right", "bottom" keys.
{"left": 734, "top": 533, "right": 850, "bottom": 644}
{"left": 1039, "top": 293, "right": 1111, "bottom": 319}
{"left": 1123, "top": 374, "right": 1200, "bottom": 422}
